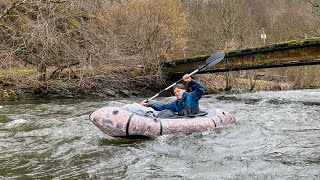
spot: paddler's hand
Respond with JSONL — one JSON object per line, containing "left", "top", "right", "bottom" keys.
{"left": 140, "top": 100, "right": 149, "bottom": 107}
{"left": 182, "top": 74, "right": 192, "bottom": 83}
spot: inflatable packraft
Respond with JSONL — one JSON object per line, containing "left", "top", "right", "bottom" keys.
{"left": 89, "top": 106, "right": 236, "bottom": 139}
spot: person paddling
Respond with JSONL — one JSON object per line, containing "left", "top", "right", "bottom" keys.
{"left": 140, "top": 74, "right": 205, "bottom": 117}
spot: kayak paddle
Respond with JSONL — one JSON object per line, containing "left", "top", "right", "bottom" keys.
{"left": 146, "top": 52, "right": 225, "bottom": 102}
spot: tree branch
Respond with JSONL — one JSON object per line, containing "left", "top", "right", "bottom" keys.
{"left": 0, "top": 0, "right": 26, "bottom": 21}
{"left": 309, "top": 0, "right": 320, "bottom": 7}
{"left": 49, "top": 0, "right": 67, "bottom": 3}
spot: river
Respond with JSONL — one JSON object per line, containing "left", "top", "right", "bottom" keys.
{"left": 1, "top": 89, "right": 320, "bottom": 179}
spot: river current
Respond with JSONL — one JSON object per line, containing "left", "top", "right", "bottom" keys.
{"left": 1, "top": 89, "right": 320, "bottom": 179}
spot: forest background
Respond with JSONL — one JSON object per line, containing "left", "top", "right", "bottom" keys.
{"left": 0, "top": 0, "right": 320, "bottom": 100}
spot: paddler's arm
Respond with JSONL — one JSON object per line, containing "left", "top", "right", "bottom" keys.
{"left": 188, "top": 79, "right": 205, "bottom": 100}
{"left": 140, "top": 100, "right": 177, "bottom": 112}
{"left": 182, "top": 74, "right": 205, "bottom": 100}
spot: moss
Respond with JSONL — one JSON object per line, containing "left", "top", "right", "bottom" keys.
{"left": 0, "top": 77, "right": 12, "bottom": 86}
{"left": 66, "top": 17, "right": 80, "bottom": 29}
{"left": 0, "top": 89, "right": 19, "bottom": 100}
{"left": 0, "top": 66, "right": 37, "bottom": 78}
{"left": 205, "top": 87, "right": 218, "bottom": 94}
{"left": 120, "top": 89, "right": 130, "bottom": 97}
{"left": 130, "top": 69, "right": 142, "bottom": 76}
{"left": 265, "top": 59, "right": 275, "bottom": 65}
{"left": 74, "top": 90, "right": 85, "bottom": 98}
{"left": 287, "top": 40, "right": 299, "bottom": 44}
{"left": 8, "top": 89, "right": 18, "bottom": 100}
{"left": 224, "top": 37, "right": 320, "bottom": 57}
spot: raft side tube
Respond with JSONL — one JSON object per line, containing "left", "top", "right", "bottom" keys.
{"left": 161, "top": 118, "right": 215, "bottom": 135}
{"left": 128, "top": 115, "right": 161, "bottom": 139}
{"left": 216, "top": 109, "right": 236, "bottom": 125}
{"left": 90, "top": 107, "right": 130, "bottom": 137}
{"left": 211, "top": 116, "right": 223, "bottom": 127}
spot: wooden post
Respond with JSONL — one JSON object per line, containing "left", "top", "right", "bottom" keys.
{"left": 261, "top": 28, "right": 266, "bottom": 45}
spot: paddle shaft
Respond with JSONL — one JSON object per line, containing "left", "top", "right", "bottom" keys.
{"left": 146, "top": 52, "right": 225, "bottom": 103}
{"left": 147, "top": 65, "right": 205, "bottom": 102}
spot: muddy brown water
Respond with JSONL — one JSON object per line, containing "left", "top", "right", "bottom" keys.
{"left": 1, "top": 89, "right": 320, "bottom": 179}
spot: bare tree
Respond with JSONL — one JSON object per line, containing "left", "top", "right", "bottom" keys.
{"left": 263, "top": 0, "right": 319, "bottom": 42}
{"left": 1, "top": 0, "right": 189, "bottom": 95}
{"left": 93, "top": 0, "right": 188, "bottom": 86}
{"left": 309, "top": 0, "right": 320, "bottom": 19}
{"left": 309, "top": 0, "right": 320, "bottom": 35}
{"left": 183, "top": 0, "right": 259, "bottom": 56}
{"left": 0, "top": 0, "right": 98, "bottom": 93}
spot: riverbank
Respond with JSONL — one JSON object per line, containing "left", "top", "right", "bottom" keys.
{"left": 2, "top": 58, "right": 320, "bottom": 101}
{"left": 1, "top": 68, "right": 318, "bottom": 101}
{"left": 0, "top": 63, "right": 155, "bottom": 101}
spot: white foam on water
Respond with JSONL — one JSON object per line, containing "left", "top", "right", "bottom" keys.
{"left": 6, "top": 118, "right": 27, "bottom": 127}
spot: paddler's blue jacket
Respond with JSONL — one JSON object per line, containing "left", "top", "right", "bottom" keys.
{"left": 148, "top": 80, "right": 205, "bottom": 113}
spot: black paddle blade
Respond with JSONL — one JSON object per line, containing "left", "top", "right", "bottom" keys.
{"left": 205, "top": 52, "right": 225, "bottom": 68}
